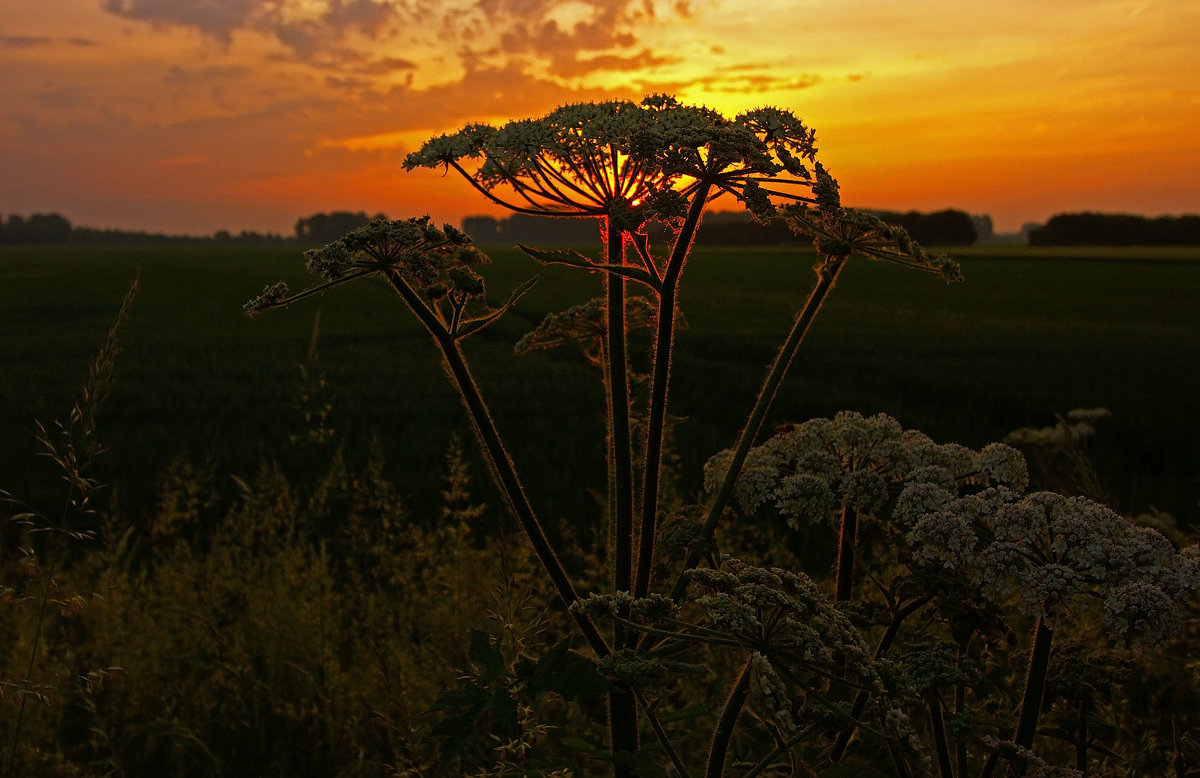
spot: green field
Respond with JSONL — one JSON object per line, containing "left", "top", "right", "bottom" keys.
{"left": 2, "top": 242, "right": 1198, "bottom": 529}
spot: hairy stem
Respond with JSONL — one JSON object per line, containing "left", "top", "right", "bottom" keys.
{"left": 930, "top": 693, "right": 955, "bottom": 778}
{"left": 670, "top": 254, "right": 849, "bottom": 602}
{"left": 635, "top": 182, "right": 712, "bottom": 601}
{"left": 606, "top": 219, "right": 635, "bottom": 604}
{"left": 830, "top": 595, "right": 931, "bottom": 762}
{"left": 979, "top": 617, "right": 1054, "bottom": 778}
{"left": 384, "top": 272, "right": 608, "bottom": 658}
{"left": 1075, "top": 696, "right": 1089, "bottom": 776}
{"left": 604, "top": 219, "right": 640, "bottom": 778}
{"left": 635, "top": 689, "right": 692, "bottom": 778}
{"left": 1014, "top": 617, "right": 1054, "bottom": 752}
{"left": 705, "top": 656, "right": 754, "bottom": 778}
{"left": 834, "top": 504, "right": 858, "bottom": 604}
{"left": 956, "top": 671, "right": 969, "bottom": 778}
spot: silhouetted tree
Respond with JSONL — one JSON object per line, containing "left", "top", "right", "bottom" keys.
{"left": 294, "top": 211, "right": 383, "bottom": 244}
{"left": 1030, "top": 212, "right": 1200, "bottom": 246}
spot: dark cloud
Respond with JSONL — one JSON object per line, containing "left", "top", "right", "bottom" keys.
{"left": 482, "top": 0, "right": 688, "bottom": 79}
{"left": 164, "top": 64, "right": 250, "bottom": 85}
{"left": 99, "top": 0, "right": 405, "bottom": 53}
{"left": 101, "top": 0, "right": 260, "bottom": 44}
{"left": 96, "top": 0, "right": 690, "bottom": 82}
{"left": 0, "top": 35, "right": 54, "bottom": 48}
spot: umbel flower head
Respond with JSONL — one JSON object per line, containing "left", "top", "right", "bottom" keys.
{"left": 703, "top": 411, "right": 1028, "bottom": 527}
{"left": 245, "top": 216, "right": 534, "bottom": 340}
{"left": 689, "top": 556, "right": 885, "bottom": 691}
{"left": 783, "top": 164, "right": 963, "bottom": 283}
{"left": 404, "top": 95, "right": 822, "bottom": 229}
{"left": 905, "top": 488, "right": 1200, "bottom": 648}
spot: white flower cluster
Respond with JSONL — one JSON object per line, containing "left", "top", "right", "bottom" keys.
{"left": 704, "top": 411, "right": 1028, "bottom": 528}
{"left": 905, "top": 488, "right": 1200, "bottom": 647}
{"left": 690, "top": 556, "right": 883, "bottom": 691}
{"left": 749, "top": 651, "right": 798, "bottom": 734}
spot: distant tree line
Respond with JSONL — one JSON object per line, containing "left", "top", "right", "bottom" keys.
{"left": 0, "top": 212, "right": 287, "bottom": 246}
{"left": 1029, "top": 212, "right": 1200, "bottom": 246}
{"left": 7, "top": 208, "right": 1199, "bottom": 249}
{"left": 464, "top": 208, "right": 982, "bottom": 247}
{"left": 294, "top": 211, "right": 385, "bottom": 244}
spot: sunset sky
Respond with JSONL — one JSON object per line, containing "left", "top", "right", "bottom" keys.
{"left": 2, "top": 0, "right": 1197, "bottom": 236}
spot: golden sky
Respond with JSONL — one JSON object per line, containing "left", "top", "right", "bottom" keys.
{"left": 1, "top": 0, "right": 1197, "bottom": 235}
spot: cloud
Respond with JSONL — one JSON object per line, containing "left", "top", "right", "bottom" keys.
{"left": 99, "top": 0, "right": 406, "bottom": 53}
{"left": 0, "top": 36, "right": 54, "bottom": 48}
{"left": 101, "top": 0, "right": 260, "bottom": 44}
{"left": 163, "top": 64, "right": 250, "bottom": 85}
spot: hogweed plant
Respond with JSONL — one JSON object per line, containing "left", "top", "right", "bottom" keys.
{"left": 247, "top": 95, "right": 1198, "bottom": 777}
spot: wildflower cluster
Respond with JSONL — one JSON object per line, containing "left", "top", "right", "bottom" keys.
{"left": 783, "top": 164, "right": 963, "bottom": 282}
{"left": 688, "top": 556, "right": 883, "bottom": 690}
{"left": 513, "top": 296, "right": 660, "bottom": 365}
{"left": 245, "top": 216, "right": 533, "bottom": 341}
{"left": 906, "top": 488, "right": 1200, "bottom": 647}
{"left": 404, "top": 96, "right": 822, "bottom": 230}
{"left": 704, "top": 410, "right": 1028, "bottom": 528}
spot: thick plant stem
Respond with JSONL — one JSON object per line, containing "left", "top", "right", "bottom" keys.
{"left": 604, "top": 220, "right": 640, "bottom": 778}
{"left": 384, "top": 273, "right": 609, "bottom": 659}
{"left": 1075, "top": 697, "right": 1089, "bottom": 776}
{"left": 956, "top": 674, "right": 970, "bottom": 778}
{"left": 634, "top": 183, "right": 711, "bottom": 600}
{"left": 834, "top": 504, "right": 858, "bottom": 604}
{"left": 671, "top": 254, "right": 849, "bottom": 603}
{"left": 929, "top": 693, "right": 955, "bottom": 778}
{"left": 705, "top": 656, "right": 753, "bottom": 778}
{"left": 606, "top": 219, "right": 635, "bottom": 603}
{"left": 979, "top": 617, "right": 1054, "bottom": 778}
{"left": 1014, "top": 617, "right": 1054, "bottom": 752}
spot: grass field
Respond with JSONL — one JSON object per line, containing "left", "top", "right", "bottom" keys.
{"left": 2, "top": 241, "right": 1198, "bottom": 530}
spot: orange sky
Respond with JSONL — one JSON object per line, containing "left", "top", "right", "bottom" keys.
{"left": 1, "top": 0, "right": 1197, "bottom": 236}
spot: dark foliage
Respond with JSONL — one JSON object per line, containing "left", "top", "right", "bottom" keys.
{"left": 1030, "top": 212, "right": 1200, "bottom": 246}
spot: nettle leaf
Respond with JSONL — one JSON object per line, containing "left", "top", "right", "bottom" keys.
{"left": 524, "top": 638, "right": 617, "bottom": 700}
{"left": 468, "top": 628, "right": 507, "bottom": 685}
{"left": 430, "top": 680, "right": 520, "bottom": 772}
{"left": 518, "top": 244, "right": 599, "bottom": 271}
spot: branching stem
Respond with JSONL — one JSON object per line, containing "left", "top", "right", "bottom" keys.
{"left": 383, "top": 272, "right": 609, "bottom": 658}
{"left": 670, "top": 254, "right": 849, "bottom": 602}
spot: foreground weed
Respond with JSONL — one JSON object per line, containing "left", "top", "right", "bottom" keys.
{"left": 2, "top": 276, "right": 137, "bottom": 777}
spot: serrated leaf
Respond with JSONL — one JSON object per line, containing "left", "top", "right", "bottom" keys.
{"left": 468, "top": 628, "right": 507, "bottom": 685}
{"left": 524, "top": 639, "right": 616, "bottom": 700}
{"left": 517, "top": 244, "right": 599, "bottom": 271}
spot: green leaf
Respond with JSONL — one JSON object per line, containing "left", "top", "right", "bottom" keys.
{"left": 524, "top": 639, "right": 617, "bottom": 700}
{"left": 518, "top": 244, "right": 599, "bottom": 271}
{"left": 468, "top": 628, "right": 507, "bottom": 685}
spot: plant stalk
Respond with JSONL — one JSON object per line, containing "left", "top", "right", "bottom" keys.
{"left": 705, "top": 656, "right": 753, "bottom": 778}
{"left": 384, "top": 272, "right": 608, "bottom": 659}
{"left": 670, "top": 254, "right": 848, "bottom": 602}
{"left": 634, "top": 182, "right": 712, "bottom": 601}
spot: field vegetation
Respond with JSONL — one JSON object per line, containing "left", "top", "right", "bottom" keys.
{"left": 2, "top": 243, "right": 1197, "bottom": 529}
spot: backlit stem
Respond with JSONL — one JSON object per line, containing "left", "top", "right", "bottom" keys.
{"left": 384, "top": 272, "right": 609, "bottom": 659}
{"left": 635, "top": 181, "right": 713, "bottom": 600}
{"left": 670, "top": 254, "right": 849, "bottom": 602}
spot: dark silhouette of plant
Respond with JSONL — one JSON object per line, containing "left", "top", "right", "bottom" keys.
{"left": 247, "top": 94, "right": 1198, "bottom": 777}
